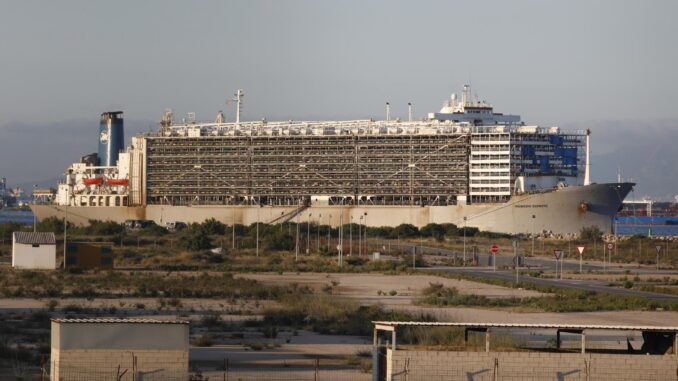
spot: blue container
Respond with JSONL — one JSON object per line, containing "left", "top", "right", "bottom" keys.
{"left": 98, "top": 111, "right": 124, "bottom": 166}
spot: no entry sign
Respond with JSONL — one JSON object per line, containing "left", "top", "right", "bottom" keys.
{"left": 491, "top": 244, "right": 499, "bottom": 254}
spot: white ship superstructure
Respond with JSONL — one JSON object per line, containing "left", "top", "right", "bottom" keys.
{"left": 33, "top": 86, "right": 632, "bottom": 234}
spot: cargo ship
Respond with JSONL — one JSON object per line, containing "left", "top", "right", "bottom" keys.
{"left": 31, "top": 86, "right": 633, "bottom": 235}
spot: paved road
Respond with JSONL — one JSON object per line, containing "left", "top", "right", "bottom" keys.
{"left": 378, "top": 241, "right": 675, "bottom": 274}
{"left": 374, "top": 241, "right": 678, "bottom": 303}
{"left": 423, "top": 266, "right": 678, "bottom": 303}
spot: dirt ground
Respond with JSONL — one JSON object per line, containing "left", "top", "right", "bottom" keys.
{"left": 238, "top": 272, "right": 545, "bottom": 300}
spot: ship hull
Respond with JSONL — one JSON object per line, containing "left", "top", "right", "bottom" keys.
{"left": 30, "top": 183, "right": 633, "bottom": 235}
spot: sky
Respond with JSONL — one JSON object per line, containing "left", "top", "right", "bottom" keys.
{"left": 1, "top": 1, "right": 677, "bottom": 198}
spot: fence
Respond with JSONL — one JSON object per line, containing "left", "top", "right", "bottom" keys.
{"left": 7, "top": 359, "right": 372, "bottom": 381}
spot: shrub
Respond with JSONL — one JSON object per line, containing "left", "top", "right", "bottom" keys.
{"left": 580, "top": 226, "right": 603, "bottom": 242}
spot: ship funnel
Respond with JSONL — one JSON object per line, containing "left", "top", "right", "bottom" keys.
{"left": 98, "top": 111, "right": 124, "bottom": 167}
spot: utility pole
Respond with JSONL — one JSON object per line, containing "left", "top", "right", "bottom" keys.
{"left": 349, "top": 216, "right": 353, "bottom": 257}
{"left": 232, "top": 212, "right": 235, "bottom": 250}
{"left": 256, "top": 207, "right": 259, "bottom": 257}
{"left": 317, "top": 214, "right": 321, "bottom": 253}
{"left": 295, "top": 213, "right": 300, "bottom": 262}
{"left": 63, "top": 216, "right": 67, "bottom": 270}
{"left": 338, "top": 213, "right": 343, "bottom": 267}
{"left": 327, "top": 214, "right": 332, "bottom": 250}
{"left": 364, "top": 212, "right": 368, "bottom": 256}
{"left": 358, "top": 215, "right": 363, "bottom": 256}
{"left": 463, "top": 217, "right": 467, "bottom": 267}
{"left": 307, "top": 213, "right": 311, "bottom": 255}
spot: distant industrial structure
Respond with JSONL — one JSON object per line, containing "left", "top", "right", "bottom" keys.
{"left": 11, "top": 232, "right": 56, "bottom": 269}
{"left": 50, "top": 318, "right": 189, "bottom": 381}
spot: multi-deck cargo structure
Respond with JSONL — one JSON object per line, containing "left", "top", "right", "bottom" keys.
{"left": 32, "top": 86, "right": 633, "bottom": 234}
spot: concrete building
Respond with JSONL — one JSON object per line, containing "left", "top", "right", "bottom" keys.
{"left": 51, "top": 318, "right": 189, "bottom": 381}
{"left": 11, "top": 231, "right": 56, "bottom": 269}
{"left": 373, "top": 321, "right": 678, "bottom": 381}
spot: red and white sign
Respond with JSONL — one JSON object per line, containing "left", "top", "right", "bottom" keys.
{"left": 491, "top": 244, "right": 499, "bottom": 254}
{"left": 576, "top": 245, "right": 585, "bottom": 255}
{"left": 606, "top": 243, "right": 615, "bottom": 251}
{"left": 655, "top": 245, "right": 662, "bottom": 254}
{"left": 554, "top": 250, "right": 563, "bottom": 260}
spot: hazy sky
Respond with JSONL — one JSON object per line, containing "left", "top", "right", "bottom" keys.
{"left": 1, "top": 1, "right": 677, "bottom": 198}
{"left": 1, "top": 0, "right": 676, "bottom": 125}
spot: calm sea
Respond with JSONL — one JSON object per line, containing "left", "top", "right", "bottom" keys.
{"left": 0, "top": 209, "right": 34, "bottom": 225}
{"left": 614, "top": 216, "right": 678, "bottom": 236}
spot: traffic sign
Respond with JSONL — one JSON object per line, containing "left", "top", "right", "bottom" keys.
{"left": 554, "top": 250, "right": 563, "bottom": 260}
{"left": 655, "top": 244, "right": 662, "bottom": 254}
{"left": 576, "top": 244, "right": 585, "bottom": 255}
{"left": 606, "top": 242, "right": 615, "bottom": 251}
{"left": 491, "top": 244, "right": 499, "bottom": 254}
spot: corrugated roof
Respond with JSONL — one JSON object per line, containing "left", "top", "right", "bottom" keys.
{"left": 372, "top": 321, "right": 678, "bottom": 332}
{"left": 51, "top": 318, "right": 189, "bottom": 325}
{"left": 13, "top": 232, "right": 56, "bottom": 245}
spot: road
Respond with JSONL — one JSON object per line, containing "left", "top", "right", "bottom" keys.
{"left": 378, "top": 241, "right": 675, "bottom": 274}
{"left": 373, "top": 241, "right": 678, "bottom": 303}
{"left": 422, "top": 266, "right": 678, "bottom": 303}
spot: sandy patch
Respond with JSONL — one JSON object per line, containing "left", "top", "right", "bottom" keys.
{"left": 237, "top": 272, "right": 544, "bottom": 300}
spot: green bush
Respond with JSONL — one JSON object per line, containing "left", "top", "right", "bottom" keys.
{"left": 579, "top": 226, "right": 603, "bottom": 242}
{"left": 180, "top": 229, "right": 212, "bottom": 251}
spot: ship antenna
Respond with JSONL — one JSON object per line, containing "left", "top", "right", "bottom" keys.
{"left": 408, "top": 102, "right": 412, "bottom": 122}
{"left": 235, "top": 89, "right": 244, "bottom": 126}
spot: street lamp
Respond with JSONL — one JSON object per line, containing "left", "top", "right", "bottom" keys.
{"left": 32, "top": 184, "right": 37, "bottom": 232}
{"left": 463, "top": 216, "right": 467, "bottom": 267}
{"left": 295, "top": 213, "right": 300, "bottom": 261}
{"left": 327, "top": 214, "right": 332, "bottom": 249}
{"left": 307, "top": 213, "right": 311, "bottom": 254}
{"left": 349, "top": 215, "right": 353, "bottom": 256}
{"left": 359, "top": 215, "right": 363, "bottom": 256}
{"left": 317, "top": 213, "right": 321, "bottom": 253}
{"left": 363, "top": 212, "right": 368, "bottom": 256}
{"left": 531, "top": 214, "right": 536, "bottom": 257}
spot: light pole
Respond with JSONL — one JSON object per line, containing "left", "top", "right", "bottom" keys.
{"left": 338, "top": 213, "right": 343, "bottom": 266}
{"left": 327, "top": 214, "right": 332, "bottom": 249}
{"left": 463, "top": 216, "right": 467, "bottom": 267}
{"left": 295, "top": 213, "right": 300, "bottom": 261}
{"left": 317, "top": 213, "right": 321, "bottom": 253}
{"left": 232, "top": 211, "right": 235, "bottom": 250}
{"left": 307, "top": 213, "right": 311, "bottom": 255}
{"left": 349, "top": 216, "right": 353, "bottom": 256}
{"left": 358, "top": 215, "right": 363, "bottom": 256}
{"left": 363, "top": 212, "right": 368, "bottom": 256}
{"left": 256, "top": 207, "right": 259, "bottom": 257}
{"left": 531, "top": 214, "right": 536, "bottom": 257}
{"left": 32, "top": 184, "right": 37, "bottom": 232}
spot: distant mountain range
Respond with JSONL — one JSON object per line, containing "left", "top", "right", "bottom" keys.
{"left": 2, "top": 118, "right": 677, "bottom": 201}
